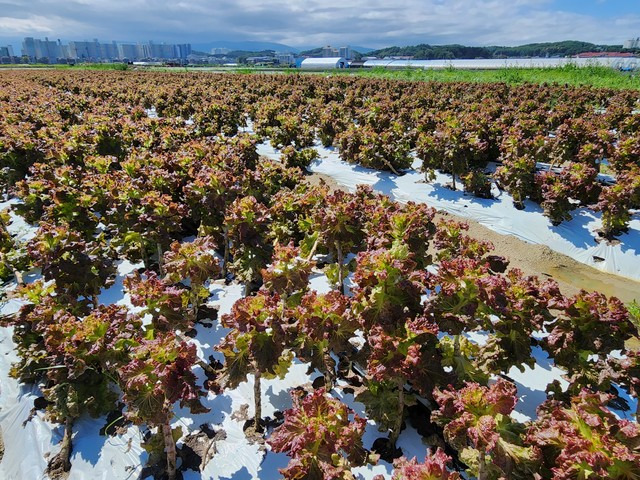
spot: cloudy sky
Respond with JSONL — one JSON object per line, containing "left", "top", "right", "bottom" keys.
{"left": 0, "top": 0, "right": 639, "bottom": 49}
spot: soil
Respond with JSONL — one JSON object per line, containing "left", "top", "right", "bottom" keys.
{"left": 447, "top": 212, "right": 640, "bottom": 303}
{"left": 178, "top": 425, "right": 227, "bottom": 473}
{"left": 231, "top": 404, "right": 250, "bottom": 423}
{"left": 242, "top": 420, "right": 267, "bottom": 448}
{"left": 46, "top": 449, "right": 71, "bottom": 480}
{"left": 242, "top": 412, "right": 285, "bottom": 448}
{"left": 140, "top": 424, "right": 225, "bottom": 480}
{"left": 307, "top": 171, "right": 640, "bottom": 304}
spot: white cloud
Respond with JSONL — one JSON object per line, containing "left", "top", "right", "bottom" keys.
{"left": 0, "top": 15, "right": 57, "bottom": 34}
{"left": 0, "top": 13, "right": 98, "bottom": 40}
{"left": 0, "top": 0, "right": 638, "bottom": 47}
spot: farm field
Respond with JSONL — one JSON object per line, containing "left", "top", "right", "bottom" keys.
{"left": 3, "top": 63, "right": 638, "bottom": 91}
{"left": 151, "top": 65, "right": 640, "bottom": 90}
{"left": 353, "top": 65, "right": 640, "bottom": 91}
{"left": 0, "top": 70, "right": 639, "bottom": 480}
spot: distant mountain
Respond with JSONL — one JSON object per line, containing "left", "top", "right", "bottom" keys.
{"left": 299, "top": 47, "right": 323, "bottom": 57}
{"left": 299, "top": 45, "right": 374, "bottom": 56}
{"left": 352, "top": 46, "right": 374, "bottom": 54}
{"left": 368, "top": 41, "right": 634, "bottom": 60}
{"left": 192, "top": 40, "right": 299, "bottom": 53}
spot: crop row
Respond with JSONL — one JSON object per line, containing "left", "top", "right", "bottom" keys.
{"left": 0, "top": 70, "right": 638, "bottom": 480}
{"left": 3, "top": 70, "right": 640, "bottom": 236}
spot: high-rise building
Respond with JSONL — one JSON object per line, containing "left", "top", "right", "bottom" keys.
{"left": 176, "top": 44, "right": 191, "bottom": 59}
{"left": 624, "top": 38, "right": 640, "bottom": 49}
{"left": 21, "top": 37, "right": 37, "bottom": 59}
{"left": 20, "top": 37, "right": 192, "bottom": 63}
{"left": 37, "top": 38, "right": 62, "bottom": 61}
{"left": 0, "top": 45, "right": 14, "bottom": 58}
{"left": 148, "top": 41, "right": 187, "bottom": 59}
{"left": 148, "top": 41, "right": 172, "bottom": 59}
{"left": 136, "top": 43, "right": 151, "bottom": 59}
{"left": 118, "top": 44, "right": 138, "bottom": 60}
{"left": 276, "top": 53, "right": 295, "bottom": 66}
{"left": 100, "top": 41, "right": 119, "bottom": 60}
{"left": 322, "top": 45, "right": 339, "bottom": 57}
{"left": 69, "top": 40, "right": 101, "bottom": 60}
{"left": 22, "top": 37, "right": 62, "bottom": 62}
{"left": 339, "top": 46, "right": 353, "bottom": 60}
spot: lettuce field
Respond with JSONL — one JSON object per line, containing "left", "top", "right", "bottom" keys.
{"left": 0, "top": 70, "right": 639, "bottom": 480}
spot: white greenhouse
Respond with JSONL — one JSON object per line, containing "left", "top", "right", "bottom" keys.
{"left": 300, "top": 57, "right": 348, "bottom": 69}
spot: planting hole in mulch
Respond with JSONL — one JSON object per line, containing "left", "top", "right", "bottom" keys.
{"left": 100, "top": 404, "right": 130, "bottom": 436}
{"left": 178, "top": 425, "right": 227, "bottom": 473}
{"left": 242, "top": 419, "right": 267, "bottom": 447}
{"left": 371, "top": 437, "right": 403, "bottom": 463}
{"left": 197, "top": 304, "right": 218, "bottom": 323}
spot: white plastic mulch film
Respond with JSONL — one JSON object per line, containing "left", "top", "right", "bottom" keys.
{"left": 255, "top": 138, "right": 640, "bottom": 283}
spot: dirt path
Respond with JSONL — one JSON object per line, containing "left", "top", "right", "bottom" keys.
{"left": 308, "top": 171, "right": 640, "bottom": 304}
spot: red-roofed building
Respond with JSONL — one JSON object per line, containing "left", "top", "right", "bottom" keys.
{"left": 575, "top": 52, "right": 637, "bottom": 58}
